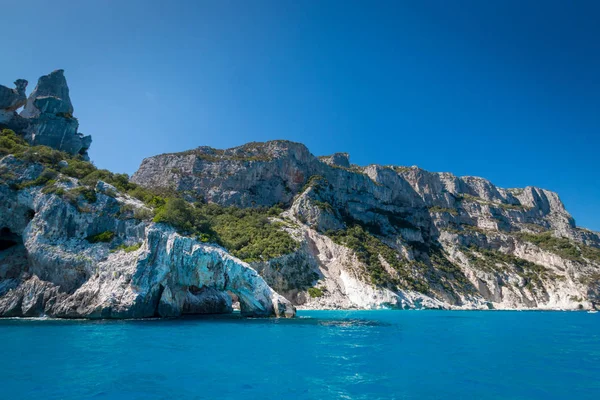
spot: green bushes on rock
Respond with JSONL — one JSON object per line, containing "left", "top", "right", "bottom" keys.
{"left": 15, "top": 168, "right": 58, "bottom": 189}
{"left": 308, "top": 287, "right": 324, "bottom": 298}
{"left": 112, "top": 242, "right": 142, "bottom": 253}
{"left": 1, "top": 129, "right": 169, "bottom": 208}
{"left": 517, "top": 231, "right": 600, "bottom": 263}
{"left": 65, "top": 186, "right": 97, "bottom": 204}
{"left": 313, "top": 200, "right": 334, "bottom": 213}
{"left": 153, "top": 198, "right": 211, "bottom": 234}
{"left": 0, "top": 129, "right": 28, "bottom": 155}
{"left": 86, "top": 231, "right": 115, "bottom": 243}
{"left": 326, "top": 225, "right": 424, "bottom": 289}
{"left": 465, "top": 246, "right": 553, "bottom": 290}
{"left": 152, "top": 200, "right": 298, "bottom": 262}
{"left": 428, "top": 206, "right": 458, "bottom": 216}
{"left": 3, "top": 129, "right": 296, "bottom": 263}
{"left": 205, "top": 204, "right": 297, "bottom": 262}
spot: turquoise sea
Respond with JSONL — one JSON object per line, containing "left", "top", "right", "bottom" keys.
{"left": 1, "top": 310, "right": 599, "bottom": 399}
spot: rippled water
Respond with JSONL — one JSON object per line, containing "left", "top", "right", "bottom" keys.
{"left": 1, "top": 310, "right": 599, "bottom": 399}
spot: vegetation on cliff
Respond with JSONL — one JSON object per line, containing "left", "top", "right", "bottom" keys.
{"left": 517, "top": 231, "right": 600, "bottom": 263}
{"left": 153, "top": 199, "right": 298, "bottom": 262}
{"left": 1, "top": 129, "right": 298, "bottom": 263}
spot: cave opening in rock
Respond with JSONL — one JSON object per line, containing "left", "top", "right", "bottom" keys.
{"left": 25, "top": 209, "right": 35, "bottom": 221}
{"left": 0, "top": 227, "right": 21, "bottom": 251}
{"left": 227, "top": 290, "right": 241, "bottom": 311}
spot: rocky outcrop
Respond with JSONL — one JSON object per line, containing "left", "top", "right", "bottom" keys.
{"left": 0, "top": 80, "right": 28, "bottom": 112}
{"left": 0, "top": 70, "right": 91, "bottom": 159}
{"left": 20, "top": 70, "right": 74, "bottom": 119}
{"left": 134, "top": 140, "right": 600, "bottom": 311}
{"left": 132, "top": 141, "right": 319, "bottom": 207}
{"left": 2, "top": 66, "right": 598, "bottom": 313}
{"left": 319, "top": 152, "right": 350, "bottom": 168}
{"left": 0, "top": 155, "right": 295, "bottom": 319}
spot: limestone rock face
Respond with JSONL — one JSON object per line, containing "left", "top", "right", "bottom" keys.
{"left": 0, "top": 70, "right": 91, "bottom": 159}
{"left": 0, "top": 155, "right": 295, "bottom": 319}
{"left": 133, "top": 140, "right": 600, "bottom": 311}
{"left": 21, "top": 70, "right": 73, "bottom": 118}
{"left": 132, "top": 140, "right": 319, "bottom": 207}
{"left": 320, "top": 152, "right": 350, "bottom": 168}
{"left": 0, "top": 80, "right": 28, "bottom": 111}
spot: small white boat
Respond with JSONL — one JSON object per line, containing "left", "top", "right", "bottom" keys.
{"left": 588, "top": 310, "right": 598, "bottom": 314}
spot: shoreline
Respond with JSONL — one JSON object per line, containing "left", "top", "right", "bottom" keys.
{"left": 0, "top": 308, "right": 597, "bottom": 322}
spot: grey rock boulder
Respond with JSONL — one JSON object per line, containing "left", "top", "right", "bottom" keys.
{"left": 0, "top": 79, "right": 28, "bottom": 112}
{"left": 1, "top": 70, "right": 92, "bottom": 159}
{"left": 21, "top": 70, "right": 73, "bottom": 118}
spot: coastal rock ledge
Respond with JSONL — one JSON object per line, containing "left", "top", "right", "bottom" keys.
{"left": 0, "top": 154, "right": 295, "bottom": 319}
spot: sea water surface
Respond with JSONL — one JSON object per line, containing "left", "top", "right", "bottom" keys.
{"left": 1, "top": 310, "right": 599, "bottom": 399}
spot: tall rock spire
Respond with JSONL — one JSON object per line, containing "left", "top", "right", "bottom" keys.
{"left": 0, "top": 70, "right": 92, "bottom": 159}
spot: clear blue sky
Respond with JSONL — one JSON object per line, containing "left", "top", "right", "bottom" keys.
{"left": 2, "top": 1, "right": 599, "bottom": 231}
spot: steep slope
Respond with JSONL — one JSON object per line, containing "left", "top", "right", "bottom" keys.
{"left": 0, "top": 146, "right": 294, "bottom": 318}
{"left": 133, "top": 141, "right": 600, "bottom": 310}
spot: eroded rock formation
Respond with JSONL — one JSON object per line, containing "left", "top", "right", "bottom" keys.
{"left": 0, "top": 155, "right": 294, "bottom": 319}
{"left": 133, "top": 140, "right": 600, "bottom": 310}
{"left": 1, "top": 67, "right": 599, "bottom": 315}
{"left": 0, "top": 70, "right": 91, "bottom": 159}
{"left": 0, "top": 79, "right": 28, "bottom": 111}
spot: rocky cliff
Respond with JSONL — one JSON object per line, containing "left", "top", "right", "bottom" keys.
{"left": 0, "top": 71, "right": 294, "bottom": 319}
{"left": 2, "top": 69, "right": 599, "bottom": 315}
{"left": 0, "top": 70, "right": 91, "bottom": 159}
{"left": 133, "top": 141, "right": 600, "bottom": 310}
{"left": 0, "top": 149, "right": 294, "bottom": 318}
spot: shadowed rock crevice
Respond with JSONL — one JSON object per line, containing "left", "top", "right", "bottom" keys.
{"left": 0, "top": 227, "right": 20, "bottom": 251}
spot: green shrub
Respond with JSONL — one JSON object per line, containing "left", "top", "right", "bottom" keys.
{"left": 427, "top": 245, "right": 474, "bottom": 291}
{"left": 86, "top": 231, "right": 115, "bottom": 243}
{"left": 465, "top": 246, "right": 552, "bottom": 290}
{"left": 0, "top": 129, "right": 28, "bottom": 155}
{"left": 16, "top": 168, "right": 59, "bottom": 189}
{"left": 133, "top": 207, "right": 154, "bottom": 220}
{"left": 517, "top": 231, "right": 600, "bottom": 263}
{"left": 152, "top": 200, "right": 297, "bottom": 262}
{"left": 300, "top": 175, "right": 326, "bottom": 194}
{"left": 581, "top": 245, "right": 600, "bottom": 263}
{"left": 79, "top": 169, "right": 136, "bottom": 192}
{"left": 15, "top": 145, "right": 68, "bottom": 167}
{"left": 59, "top": 158, "right": 96, "bottom": 179}
{"left": 198, "top": 203, "right": 297, "bottom": 262}
{"left": 308, "top": 287, "right": 324, "bottom": 298}
{"left": 153, "top": 198, "right": 209, "bottom": 234}
{"left": 313, "top": 200, "right": 334, "bottom": 213}
{"left": 518, "top": 232, "right": 581, "bottom": 262}
{"left": 1, "top": 131, "right": 175, "bottom": 215}
{"left": 112, "top": 242, "right": 142, "bottom": 253}
{"left": 65, "top": 186, "right": 97, "bottom": 204}
{"left": 429, "top": 206, "right": 458, "bottom": 216}
{"left": 457, "top": 193, "right": 527, "bottom": 211}
{"left": 326, "top": 225, "right": 423, "bottom": 289}
{"left": 41, "top": 184, "right": 65, "bottom": 196}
